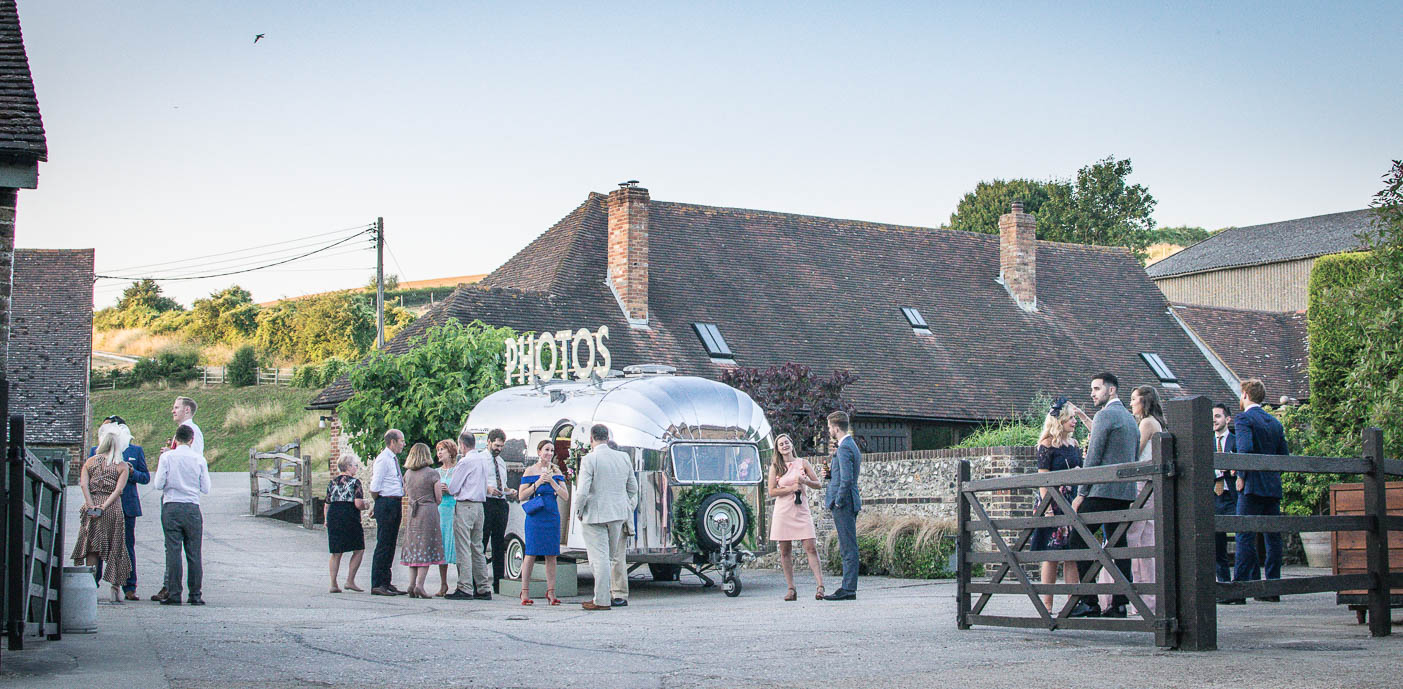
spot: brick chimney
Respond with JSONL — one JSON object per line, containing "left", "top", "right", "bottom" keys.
{"left": 607, "top": 181, "right": 650, "bottom": 324}
{"left": 998, "top": 201, "right": 1037, "bottom": 312}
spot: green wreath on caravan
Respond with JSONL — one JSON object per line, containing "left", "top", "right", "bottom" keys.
{"left": 670, "top": 484, "right": 754, "bottom": 553}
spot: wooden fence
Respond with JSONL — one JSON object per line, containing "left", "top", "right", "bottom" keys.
{"left": 956, "top": 395, "right": 1403, "bottom": 650}
{"left": 249, "top": 442, "right": 314, "bottom": 530}
{"left": 2, "top": 411, "right": 65, "bottom": 651}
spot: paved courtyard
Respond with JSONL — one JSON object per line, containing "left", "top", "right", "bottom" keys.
{"left": 2, "top": 473, "right": 1400, "bottom": 689}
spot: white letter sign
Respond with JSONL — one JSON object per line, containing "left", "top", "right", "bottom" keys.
{"left": 504, "top": 326, "right": 612, "bottom": 385}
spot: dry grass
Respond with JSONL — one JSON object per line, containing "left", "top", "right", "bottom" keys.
{"left": 93, "top": 328, "right": 187, "bottom": 358}
{"left": 828, "top": 513, "right": 956, "bottom": 572}
{"left": 200, "top": 343, "right": 237, "bottom": 366}
{"left": 257, "top": 413, "right": 323, "bottom": 450}
{"left": 223, "top": 400, "right": 288, "bottom": 431}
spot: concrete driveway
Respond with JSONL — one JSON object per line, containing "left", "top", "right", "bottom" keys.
{"left": 2, "top": 473, "right": 1400, "bottom": 689}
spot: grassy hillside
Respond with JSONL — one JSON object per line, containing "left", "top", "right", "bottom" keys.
{"left": 90, "top": 387, "right": 331, "bottom": 472}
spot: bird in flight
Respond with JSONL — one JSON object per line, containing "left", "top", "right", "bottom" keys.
{"left": 254, "top": 33, "right": 265, "bottom": 43}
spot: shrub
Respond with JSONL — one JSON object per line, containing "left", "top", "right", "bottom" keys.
{"left": 955, "top": 420, "right": 1041, "bottom": 448}
{"left": 1307, "top": 252, "right": 1374, "bottom": 444}
{"left": 292, "top": 357, "right": 351, "bottom": 388}
{"left": 130, "top": 348, "right": 200, "bottom": 386}
{"left": 227, "top": 345, "right": 260, "bottom": 387}
{"left": 1276, "top": 404, "right": 1353, "bottom": 516}
{"left": 721, "top": 363, "right": 857, "bottom": 454}
{"left": 824, "top": 514, "right": 960, "bottom": 579}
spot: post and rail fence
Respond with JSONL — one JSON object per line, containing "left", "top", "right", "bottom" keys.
{"left": 956, "top": 395, "right": 1402, "bottom": 650}
{"left": 248, "top": 441, "right": 314, "bottom": 530}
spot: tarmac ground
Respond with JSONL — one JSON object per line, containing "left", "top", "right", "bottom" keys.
{"left": 2, "top": 473, "right": 1400, "bottom": 689}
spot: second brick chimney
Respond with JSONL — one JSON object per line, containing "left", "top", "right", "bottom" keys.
{"left": 607, "top": 181, "right": 650, "bottom": 325}
{"left": 998, "top": 201, "right": 1037, "bottom": 312}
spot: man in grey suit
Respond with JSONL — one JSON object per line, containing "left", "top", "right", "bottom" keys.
{"left": 823, "top": 411, "right": 862, "bottom": 601}
{"left": 574, "top": 423, "right": 639, "bottom": 611}
{"left": 1067, "top": 372, "right": 1140, "bottom": 618}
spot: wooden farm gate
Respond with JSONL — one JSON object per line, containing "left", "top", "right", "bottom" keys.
{"left": 956, "top": 395, "right": 1403, "bottom": 650}
{"left": 2, "top": 413, "right": 66, "bottom": 652}
{"left": 249, "top": 441, "right": 314, "bottom": 529}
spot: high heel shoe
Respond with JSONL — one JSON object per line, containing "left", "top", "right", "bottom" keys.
{"left": 407, "top": 589, "right": 421, "bottom": 599}
{"left": 784, "top": 587, "right": 797, "bottom": 602}
{"left": 520, "top": 589, "right": 534, "bottom": 606}
{"left": 815, "top": 585, "right": 825, "bottom": 600}
{"left": 547, "top": 588, "right": 561, "bottom": 606}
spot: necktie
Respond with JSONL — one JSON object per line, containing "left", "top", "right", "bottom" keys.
{"left": 1217, "top": 436, "right": 1224, "bottom": 452}
{"left": 494, "top": 456, "right": 504, "bottom": 494}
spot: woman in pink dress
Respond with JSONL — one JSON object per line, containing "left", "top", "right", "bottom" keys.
{"left": 768, "top": 434, "right": 825, "bottom": 601}
{"left": 1126, "top": 385, "right": 1165, "bottom": 615}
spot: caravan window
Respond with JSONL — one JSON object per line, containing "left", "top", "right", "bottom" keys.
{"left": 669, "top": 444, "right": 762, "bottom": 484}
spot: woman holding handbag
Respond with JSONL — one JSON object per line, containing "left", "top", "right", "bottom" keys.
{"left": 516, "top": 439, "right": 568, "bottom": 605}
{"left": 1032, "top": 397, "right": 1083, "bottom": 611}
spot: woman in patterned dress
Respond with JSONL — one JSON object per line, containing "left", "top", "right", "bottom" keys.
{"left": 399, "top": 443, "right": 446, "bottom": 598}
{"left": 433, "top": 439, "right": 458, "bottom": 597}
{"left": 71, "top": 433, "right": 133, "bottom": 603}
{"left": 324, "top": 457, "right": 367, "bottom": 593}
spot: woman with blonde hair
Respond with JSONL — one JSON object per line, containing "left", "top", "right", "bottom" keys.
{"left": 433, "top": 439, "right": 458, "bottom": 597}
{"left": 767, "top": 433, "right": 825, "bottom": 601}
{"left": 1031, "top": 397, "right": 1083, "bottom": 610}
{"left": 71, "top": 433, "right": 133, "bottom": 603}
{"left": 399, "top": 442, "right": 446, "bottom": 598}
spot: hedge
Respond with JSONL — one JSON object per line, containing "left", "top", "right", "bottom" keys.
{"left": 1306, "top": 252, "right": 1374, "bottom": 445}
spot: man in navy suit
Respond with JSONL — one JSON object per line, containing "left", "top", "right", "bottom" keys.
{"left": 1226, "top": 379, "right": 1289, "bottom": 604}
{"left": 1211, "top": 403, "right": 1238, "bottom": 583}
{"left": 91, "top": 416, "right": 150, "bottom": 601}
{"left": 823, "top": 410, "right": 862, "bottom": 601}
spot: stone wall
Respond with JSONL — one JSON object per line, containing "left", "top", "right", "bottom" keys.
{"left": 755, "top": 446, "right": 1038, "bottom": 570}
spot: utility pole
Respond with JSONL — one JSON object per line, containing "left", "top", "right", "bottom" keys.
{"left": 375, "top": 217, "right": 385, "bottom": 349}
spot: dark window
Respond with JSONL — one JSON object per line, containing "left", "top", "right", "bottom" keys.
{"left": 1140, "top": 352, "right": 1178, "bottom": 384}
{"left": 693, "top": 323, "right": 733, "bottom": 358}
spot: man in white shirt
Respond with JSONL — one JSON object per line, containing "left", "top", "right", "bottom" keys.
{"left": 369, "top": 429, "right": 407, "bottom": 596}
{"left": 445, "top": 432, "right": 492, "bottom": 600}
{"left": 482, "top": 428, "right": 517, "bottom": 592}
{"left": 170, "top": 396, "right": 204, "bottom": 458}
{"left": 152, "top": 423, "right": 211, "bottom": 606}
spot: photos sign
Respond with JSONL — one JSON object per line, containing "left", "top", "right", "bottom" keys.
{"left": 504, "top": 326, "right": 612, "bottom": 385}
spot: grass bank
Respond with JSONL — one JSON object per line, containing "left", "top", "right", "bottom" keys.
{"left": 90, "top": 387, "right": 332, "bottom": 472}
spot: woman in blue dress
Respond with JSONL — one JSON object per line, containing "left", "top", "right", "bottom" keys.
{"left": 433, "top": 440, "right": 458, "bottom": 597}
{"left": 516, "top": 439, "right": 569, "bottom": 606}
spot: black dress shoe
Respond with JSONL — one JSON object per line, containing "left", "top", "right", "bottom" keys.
{"left": 612, "top": 598, "right": 629, "bottom": 607}
{"left": 387, "top": 585, "right": 409, "bottom": 596}
{"left": 371, "top": 587, "right": 398, "bottom": 596}
{"left": 159, "top": 596, "right": 183, "bottom": 606}
{"left": 1219, "top": 598, "right": 1246, "bottom": 605}
{"left": 150, "top": 587, "right": 168, "bottom": 602}
{"left": 473, "top": 591, "right": 492, "bottom": 600}
{"left": 187, "top": 596, "right": 205, "bottom": 606}
{"left": 1067, "top": 600, "right": 1101, "bottom": 618}
{"left": 823, "top": 589, "right": 856, "bottom": 601}
{"left": 1101, "top": 604, "right": 1127, "bottom": 618}
{"left": 1254, "top": 596, "right": 1281, "bottom": 602}
{"left": 444, "top": 590, "right": 474, "bottom": 600}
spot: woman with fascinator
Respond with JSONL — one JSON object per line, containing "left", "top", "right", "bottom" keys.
{"left": 1032, "top": 397, "right": 1083, "bottom": 611}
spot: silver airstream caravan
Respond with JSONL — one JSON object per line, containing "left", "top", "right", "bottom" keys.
{"left": 462, "top": 366, "right": 773, "bottom": 596}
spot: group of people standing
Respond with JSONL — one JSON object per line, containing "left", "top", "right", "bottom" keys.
{"left": 324, "top": 423, "right": 640, "bottom": 610}
{"left": 71, "top": 396, "right": 210, "bottom": 606}
{"left": 1030, "top": 373, "right": 1289, "bottom": 617}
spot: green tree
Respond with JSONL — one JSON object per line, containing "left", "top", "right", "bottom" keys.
{"left": 367, "top": 273, "right": 401, "bottom": 291}
{"left": 338, "top": 319, "right": 517, "bottom": 460}
{"left": 947, "top": 156, "right": 1159, "bottom": 259}
{"left": 117, "top": 278, "right": 182, "bottom": 313}
{"left": 291, "top": 291, "right": 376, "bottom": 361}
{"left": 227, "top": 345, "right": 261, "bottom": 387}
{"left": 188, "top": 285, "right": 256, "bottom": 343}
{"left": 1149, "top": 225, "right": 1210, "bottom": 247}
{"left": 947, "top": 179, "right": 1058, "bottom": 235}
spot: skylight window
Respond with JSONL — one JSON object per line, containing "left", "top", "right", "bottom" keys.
{"left": 901, "top": 307, "right": 931, "bottom": 334}
{"left": 693, "top": 323, "right": 733, "bottom": 359}
{"left": 1140, "top": 353, "right": 1179, "bottom": 385}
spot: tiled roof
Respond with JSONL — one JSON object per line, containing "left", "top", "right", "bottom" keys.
{"left": 311, "top": 194, "right": 1237, "bottom": 420}
{"left": 1146, "top": 209, "right": 1374, "bottom": 279}
{"left": 1172, "top": 304, "right": 1309, "bottom": 402}
{"left": 8, "top": 249, "right": 94, "bottom": 444}
{"left": 0, "top": 1, "right": 46, "bottom": 161}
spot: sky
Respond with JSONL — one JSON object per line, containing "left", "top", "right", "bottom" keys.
{"left": 15, "top": 1, "right": 1403, "bottom": 307}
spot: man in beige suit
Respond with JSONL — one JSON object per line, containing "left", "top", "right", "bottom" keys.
{"left": 574, "top": 423, "right": 638, "bottom": 610}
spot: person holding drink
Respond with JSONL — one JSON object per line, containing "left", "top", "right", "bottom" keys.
{"left": 517, "top": 440, "right": 569, "bottom": 605}
{"left": 768, "top": 434, "right": 825, "bottom": 600}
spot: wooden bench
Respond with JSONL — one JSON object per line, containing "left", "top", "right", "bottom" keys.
{"left": 1330, "top": 481, "right": 1403, "bottom": 624}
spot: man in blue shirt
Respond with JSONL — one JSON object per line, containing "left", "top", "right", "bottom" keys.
{"left": 1225, "top": 379, "right": 1290, "bottom": 604}
{"left": 91, "top": 416, "right": 149, "bottom": 601}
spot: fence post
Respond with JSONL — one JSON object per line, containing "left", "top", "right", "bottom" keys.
{"left": 301, "top": 454, "right": 313, "bottom": 530}
{"left": 955, "top": 459, "right": 971, "bottom": 630}
{"left": 1165, "top": 395, "right": 1217, "bottom": 651}
{"left": 1152, "top": 432, "right": 1179, "bottom": 648}
{"left": 1361, "top": 427, "right": 1390, "bottom": 637}
{"left": 249, "top": 448, "right": 259, "bottom": 516}
{"left": 6, "top": 408, "right": 27, "bottom": 650}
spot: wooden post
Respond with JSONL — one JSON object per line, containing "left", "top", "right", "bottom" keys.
{"left": 1152, "top": 432, "right": 1179, "bottom": 648}
{"left": 1361, "top": 427, "right": 1390, "bottom": 637}
{"left": 249, "top": 448, "right": 259, "bottom": 516}
{"left": 956, "top": 459, "right": 972, "bottom": 630}
{"left": 1165, "top": 395, "right": 1217, "bottom": 651}
{"left": 5, "top": 409, "right": 26, "bottom": 650}
{"left": 301, "top": 454, "right": 313, "bottom": 530}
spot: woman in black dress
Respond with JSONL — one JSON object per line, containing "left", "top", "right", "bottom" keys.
{"left": 1031, "top": 397, "right": 1083, "bottom": 611}
{"left": 325, "top": 457, "right": 367, "bottom": 593}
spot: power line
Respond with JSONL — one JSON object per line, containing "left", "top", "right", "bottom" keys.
{"left": 384, "top": 237, "right": 409, "bottom": 283}
{"left": 96, "top": 230, "right": 374, "bottom": 282}
{"left": 102, "top": 223, "right": 376, "bottom": 273}
{"left": 103, "top": 226, "right": 374, "bottom": 277}
{"left": 132, "top": 242, "right": 374, "bottom": 281}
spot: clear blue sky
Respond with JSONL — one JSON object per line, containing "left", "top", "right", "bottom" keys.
{"left": 16, "top": 1, "right": 1402, "bottom": 306}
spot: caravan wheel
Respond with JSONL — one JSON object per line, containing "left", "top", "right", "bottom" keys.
{"left": 504, "top": 534, "right": 524, "bottom": 582}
